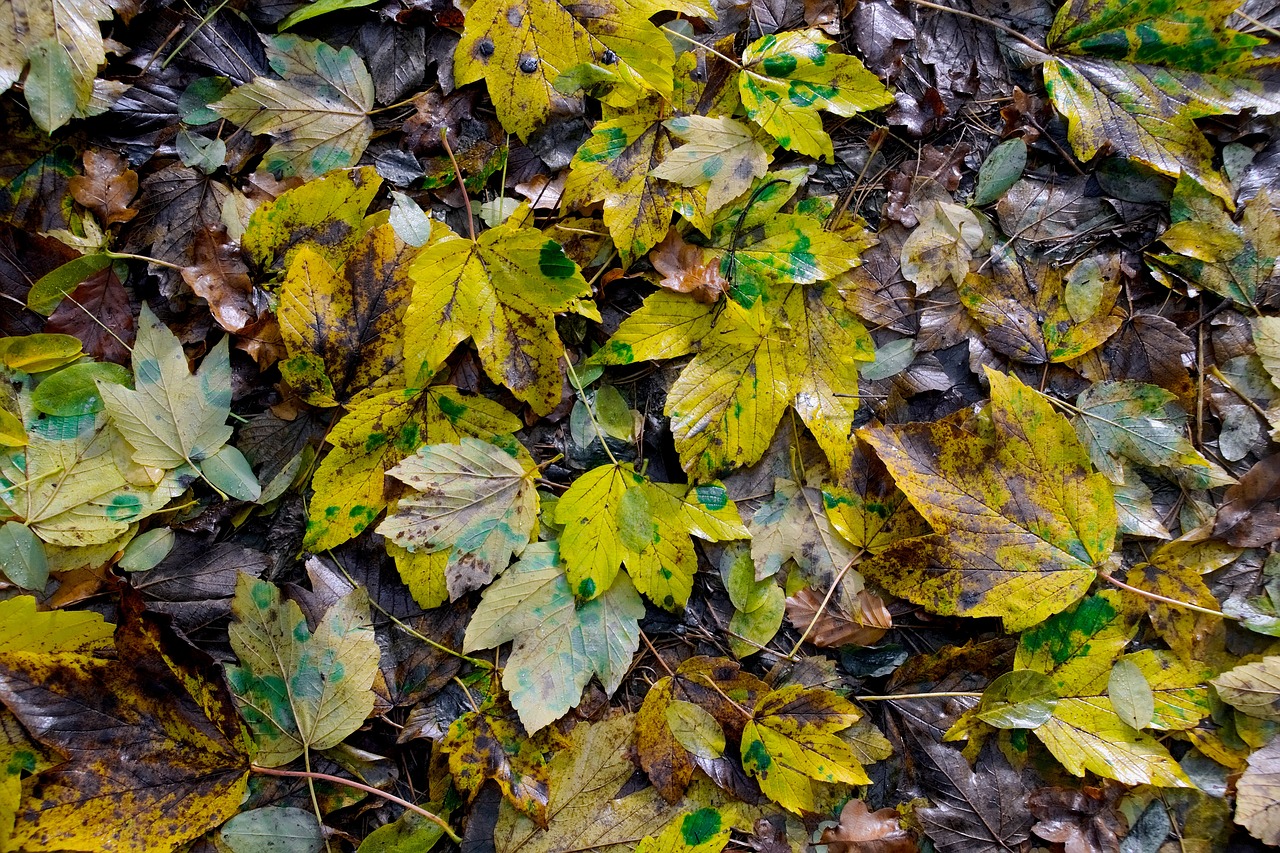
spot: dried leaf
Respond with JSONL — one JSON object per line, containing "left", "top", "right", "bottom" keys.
{"left": 69, "top": 149, "right": 137, "bottom": 226}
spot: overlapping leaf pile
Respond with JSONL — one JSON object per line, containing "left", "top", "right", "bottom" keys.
{"left": 1, "top": 0, "right": 1280, "bottom": 850}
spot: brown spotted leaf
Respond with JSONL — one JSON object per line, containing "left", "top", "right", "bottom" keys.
{"left": 0, "top": 592, "right": 252, "bottom": 853}
{"left": 442, "top": 695, "right": 552, "bottom": 825}
{"left": 69, "top": 149, "right": 137, "bottom": 226}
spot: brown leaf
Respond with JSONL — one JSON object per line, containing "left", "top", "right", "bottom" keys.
{"left": 69, "top": 149, "right": 139, "bottom": 226}
{"left": 182, "top": 226, "right": 258, "bottom": 334}
{"left": 820, "top": 799, "right": 917, "bottom": 853}
{"left": 649, "top": 229, "right": 730, "bottom": 304}
{"left": 1102, "top": 313, "right": 1195, "bottom": 400}
{"left": 0, "top": 222, "right": 79, "bottom": 336}
{"left": 1027, "top": 784, "right": 1125, "bottom": 853}
{"left": 1213, "top": 454, "right": 1280, "bottom": 547}
{"left": 44, "top": 266, "right": 136, "bottom": 365}
{"left": 786, "top": 585, "right": 892, "bottom": 647}
{"left": 915, "top": 740, "right": 1031, "bottom": 853}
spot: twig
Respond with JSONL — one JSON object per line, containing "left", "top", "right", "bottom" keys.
{"left": 899, "top": 0, "right": 1048, "bottom": 55}
{"left": 855, "top": 691, "right": 983, "bottom": 701}
{"left": 440, "top": 128, "right": 476, "bottom": 243}
{"left": 251, "top": 765, "right": 461, "bottom": 843}
{"left": 1098, "top": 571, "right": 1239, "bottom": 620}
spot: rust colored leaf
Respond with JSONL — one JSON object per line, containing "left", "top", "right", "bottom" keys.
{"left": 1027, "top": 785, "right": 1125, "bottom": 853}
{"left": 786, "top": 584, "right": 892, "bottom": 648}
{"left": 69, "top": 149, "right": 138, "bottom": 226}
{"left": 1213, "top": 454, "right": 1280, "bottom": 547}
{"left": 649, "top": 230, "right": 731, "bottom": 304}
{"left": 820, "top": 798, "right": 917, "bottom": 853}
{"left": 43, "top": 265, "right": 135, "bottom": 365}
{"left": 182, "top": 226, "right": 258, "bottom": 335}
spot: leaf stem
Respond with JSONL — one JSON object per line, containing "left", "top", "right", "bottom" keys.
{"left": 854, "top": 691, "right": 984, "bottom": 701}
{"left": 639, "top": 628, "right": 676, "bottom": 678}
{"left": 1209, "top": 366, "right": 1273, "bottom": 421}
{"left": 897, "top": 0, "right": 1048, "bottom": 55}
{"left": 302, "top": 748, "right": 332, "bottom": 853}
{"left": 658, "top": 26, "right": 744, "bottom": 69}
{"left": 440, "top": 128, "right": 476, "bottom": 243}
{"left": 104, "top": 251, "right": 186, "bottom": 271}
{"left": 1098, "top": 570, "right": 1239, "bottom": 620}
{"left": 250, "top": 764, "right": 461, "bottom": 843}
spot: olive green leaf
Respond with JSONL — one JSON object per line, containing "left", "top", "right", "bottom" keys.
{"left": 304, "top": 386, "right": 519, "bottom": 555}
{"left": 750, "top": 476, "right": 858, "bottom": 585}
{"left": 402, "top": 207, "right": 594, "bottom": 414}
{"left": 454, "top": 0, "right": 711, "bottom": 140}
{"left": 0, "top": 0, "right": 113, "bottom": 132}
{"left": 740, "top": 683, "right": 869, "bottom": 813}
{"left": 737, "top": 30, "right": 892, "bottom": 161}
{"left": 225, "top": 574, "right": 379, "bottom": 767}
{"left": 279, "top": 222, "right": 421, "bottom": 406}
{"left": 463, "top": 543, "right": 644, "bottom": 733}
{"left": 1042, "top": 0, "right": 1280, "bottom": 201}
{"left": 212, "top": 35, "right": 374, "bottom": 179}
{"left": 555, "top": 462, "right": 747, "bottom": 608}
{"left": 859, "top": 368, "right": 1116, "bottom": 631}
{"left": 377, "top": 438, "right": 540, "bottom": 599}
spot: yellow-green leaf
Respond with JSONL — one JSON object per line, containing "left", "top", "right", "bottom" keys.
{"left": 635, "top": 809, "right": 731, "bottom": 853}
{"left": 652, "top": 116, "right": 772, "bottom": 215}
{"left": 0, "top": 0, "right": 113, "bottom": 132}
{"left": 243, "top": 166, "right": 382, "bottom": 274}
{"left": 1214, "top": 657, "right": 1280, "bottom": 722}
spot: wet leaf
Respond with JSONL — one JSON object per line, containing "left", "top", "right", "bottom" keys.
{"left": 636, "top": 808, "right": 731, "bottom": 853}
{"left": 69, "top": 149, "right": 137, "bottom": 226}
{"left": 900, "top": 200, "right": 983, "bottom": 293}
{"left": 859, "top": 369, "right": 1116, "bottom": 630}
{"left": 1213, "top": 656, "right": 1280, "bottom": 721}
{"left": 973, "top": 139, "right": 1026, "bottom": 206}
{"left": 1213, "top": 454, "right": 1280, "bottom": 547}
{"left": 213, "top": 35, "right": 374, "bottom": 178}
{"left": 0, "top": 593, "right": 252, "bottom": 852}
{"left": 976, "top": 670, "right": 1058, "bottom": 730}
{"left": 652, "top": 116, "right": 772, "bottom": 214}
{"left": 915, "top": 741, "right": 1030, "bottom": 853}
{"left": 225, "top": 574, "right": 379, "bottom": 766}
{"left": 819, "top": 798, "right": 915, "bottom": 853}
{"left": 378, "top": 438, "right": 539, "bottom": 599}
{"left": 463, "top": 543, "right": 644, "bottom": 733}
{"left": 219, "top": 807, "right": 324, "bottom": 853}
{"left": 442, "top": 695, "right": 551, "bottom": 824}
{"left": 0, "top": 0, "right": 113, "bottom": 132}
{"left": 1108, "top": 657, "right": 1154, "bottom": 730}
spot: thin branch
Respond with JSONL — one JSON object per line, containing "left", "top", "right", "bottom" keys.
{"left": 1099, "top": 571, "right": 1239, "bottom": 620}
{"left": 899, "top": 0, "right": 1049, "bottom": 55}
{"left": 855, "top": 691, "right": 984, "bottom": 701}
{"left": 251, "top": 765, "right": 461, "bottom": 843}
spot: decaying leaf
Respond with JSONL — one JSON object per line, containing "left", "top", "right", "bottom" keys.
{"left": 820, "top": 798, "right": 915, "bottom": 853}
{"left": 916, "top": 741, "right": 1030, "bottom": 853}
{"left": 69, "top": 149, "right": 138, "bottom": 226}
{"left": 442, "top": 695, "right": 552, "bottom": 824}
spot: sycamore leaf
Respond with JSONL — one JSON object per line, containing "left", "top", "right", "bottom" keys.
{"left": 454, "top": 0, "right": 710, "bottom": 140}
{"left": 212, "top": 34, "right": 374, "bottom": 179}
{"left": 0, "top": 0, "right": 113, "bottom": 132}
{"left": 0, "top": 597, "right": 112, "bottom": 654}
{"left": 304, "top": 386, "right": 519, "bottom": 555}
{"left": 561, "top": 53, "right": 731, "bottom": 265}
{"left": 1213, "top": 657, "right": 1280, "bottom": 721}
{"left": 750, "top": 477, "right": 858, "bottom": 585}
{"left": 442, "top": 695, "right": 552, "bottom": 825}
{"left": 915, "top": 740, "right": 1032, "bottom": 853}
{"left": 377, "top": 438, "right": 539, "bottom": 598}
{"left": 279, "top": 223, "right": 421, "bottom": 405}
{"left": 821, "top": 799, "right": 915, "bottom": 853}
{"left": 1151, "top": 177, "right": 1279, "bottom": 307}
{"left": 636, "top": 809, "right": 731, "bottom": 853}
{"left": 1016, "top": 593, "right": 1204, "bottom": 787}
{"left": 1237, "top": 736, "right": 1280, "bottom": 845}
{"left": 1125, "top": 554, "right": 1224, "bottom": 664}
{"left": 651, "top": 116, "right": 772, "bottom": 215}
{"left": 740, "top": 683, "right": 869, "bottom": 813}
{"left": 463, "top": 543, "right": 644, "bottom": 733}
{"left": 1073, "top": 380, "right": 1232, "bottom": 488}
{"left": 859, "top": 369, "right": 1116, "bottom": 631}
{"left": 900, "top": 200, "right": 983, "bottom": 293}
{"left": 0, "top": 594, "right": 252, "bottom": 853}
{"left": 636, "top": 656, "right": 769, "bottom": 802}
{"left": 225, "top": 574, "right": 379, "bottom": 766}
{"left": 402, "top": 209, "right": 593, "bottom": 414}
{"left": 737, "top": 30, "right": 892, "bottom": 161}
{"left": 97, "top": 304, "right": 233, "bottom": 470}
{"left": 69, "top": 149, "right": 138, "bottom": 226}
{"left": 556, "top": 462, "right": 746, "bottom": 608}
{"left": 1042, "top": 0, "right": 1280, "bottom": 201}
{"left": 243, "top": 167, "right": 382, "bottom": 275}
{"left": 822, "top": 438, "right": 929, "bottom": 554}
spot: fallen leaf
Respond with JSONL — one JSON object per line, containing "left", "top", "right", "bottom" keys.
{"left": 69, "top": 149, "right": 138, "bottom": 226}
{"left": 442, "top": 695, "right": 552, "bottom": 824}
{"left": 182, "top": 226, "right": 257, "bottom": 335}
{"left": 649, "top": 229, "right": 732, "bottom": 304}
{"left": 652, "top": 115, "right": 772, "bottom": 214}
{"left": 820, "top": 798, "right": 916, "bottom": 853}
{"left": 786, "top": 584, "right": 892, "bottom": 648}
{"left": 915, "top": 741, "right": 1030, "bottom": 853}
{"left": 0, "top": 0, "right": 114, "bottom": 132}
{"left": 1213, "top": 454, "right": 1280, "bottom": 547}
{"left": 1237, "top": 735, "right": 1280, "bottom": 845}
{"left": 1027, "top": 784, "right": 1125, "bottom": 853}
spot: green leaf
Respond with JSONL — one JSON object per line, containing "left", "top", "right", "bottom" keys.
{"left": 212, "top": 35, "right": 374, "bottom": 179}
{"left": 635, "top": 809, "right": 731, "bottom": 853}
{"left": 355, "top": 811, "right": 445, "bottom": 853}
{"left": 98, "top": 304, "right": 233, "bottom": 470}
{"left": 304, "top": 386, "right": 519, "bottom": 554}
{"left": 198, "top": 445, "right": 262, "bottom": 503}
{"left": 378, "top": 438, "right": 540, "bottom": 598}
{"left": 859, "top": 368, "right": 1116, "bottom": 630}
{"left": 1109, "top": 657, "right": 1155, "bottom": 730}
{"left": 556, "top": 462, "right": 747, "bottom": 608}
{"left": 665, "top": 701, "right": 726, "bottom": 760}
{"left": 0, "top": 521, "right": 48, "bottom": 590}
{"left": 26, "top": 253, "right": 112, "bottom": 315}
{"left": 973, "top": 138, "right": 1027, "bottom": 206}
{"left": 463, "top": 542, "right": 644, "bottom": 732}
{"left": 402, "top": 210, "right": 594, "bottom": 413}
{"left": 727, "top": 584, "right": 784, "bottom": 658}
{"left": 116, "top": 527, "right": 175, "bottom": 573}
{"left": 219, "top": 807, "right": 324, "bottom": 853}
{"left": 740, "top": 684, "right": 869, "bottom": 813}
{"left": 30, "top": 362, "right": 130, "bottom": 417}
{"left": 976, "top": 670, "right": 1059, "bottom": 730}
{"left": 279, "top": 0, "right": 380, "bottom": 30}
{"left": 226, "top": 574, "right": 379, "bottom": 766}
{"left": 1073, "top": 380, "right": 1232, "bottom": 488}
{"left": 737, "top": 30, "right": 892, "bottom": 161}
{"left": 454, "top": 0, "right": 711, "bottom": 140}
{"left": 1043, "top": 0, "right": 1280, "bottom": 201}
{"left": 1, "top": 334, "right": 83, "bottom": 373}
{"left": 0, "top": 0, "right": 113, "bottom": 132}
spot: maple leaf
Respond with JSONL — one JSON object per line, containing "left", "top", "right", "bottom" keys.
{"left": 1041, "top": 0, "right": 1280, "bottom": 201}
{"left": 279, "top": 222, "right": 421, "bottom": 406}
{"left": 442, "top": 695, "right": 552, "bottom": 825}
{"left": 402, "top": 207, "right": 594, "bottom": 414}
{"left": 556, "top": 462, "right": 747, "bottom": 608}
{"left": 463, "top": 542, "right": 644, "bottom": 733}
{"left": 453, "top": 0, "right": 711, "bottom": 140}
{"left": 212, "top": 34, "right": 374, "bottom": 179}
{"left": 636, "top": 808, "right": 731, "bottom": 853}
{"left": 304, "top": 386, "right": 519, "bottom": 557}
{"left": 636, "top": 655, "right": 768, "bottom": 802}
{"left": 899, "top": 200, "right": 983, "bottom": 293}
{"left": 243, "top": 167, "right": 382, "bottom": 275}
{"left": 0, "top": 0, "right": 113, "bottom": 132}
{"left": 1016, "top": 592, "right": 1206, "bottom": 787}
{"left": 1150, "top": 176, "right": 1279, "bottom": 308}
{"left": 915, "top": 740, "right": 1031, "bottom": 853}
{"left": 820, "top": 798, "right": 915, "bottom": 853}
{"left": 377, "top": 437, "right": 540, "bottom": 598}
{"left": 860, "top": 369, "right": 1116, "bottom": 631}
{"left": 749, "top": 476, "right": 858, "bottom": 584}
{"left": 737, "top": 30, "right": 893, "bottom": 161}
{"left": 740, "top": 683, "right": 870, "bottom": 813}
{"left": 651, "top": 116, "right": 773, "bottom": 215}
{"left": 69, "top": 149, "right": 138, "bottom": 226}
{"left": 0, "top": 593, "right": 252, "bottom": 853}
{"left": 561, "top": 53, "right": 732, "bottom": 265}
{"left": 225, "top": 574, "right": 379, "bottom": 767}
{"left": 822, "top": 438, "right": 929, "bottom": 555}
